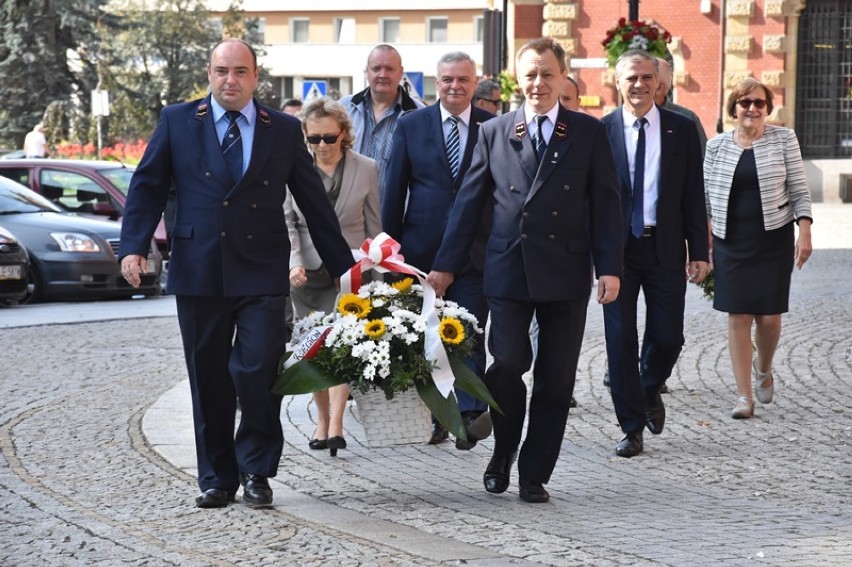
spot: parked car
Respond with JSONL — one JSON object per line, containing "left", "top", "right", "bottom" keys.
{"left": 0, "top": 159, "right": 169, "bottom": 257}
{"left": 0, "top": 225, "right": 29, "bottom": 304}
{"left": 0, "top": 176, "right": 161, "bottom": 303}
{"left": 0, "top": 149, "right": 25, "bottom": 160}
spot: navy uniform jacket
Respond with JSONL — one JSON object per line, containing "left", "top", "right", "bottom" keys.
{"left": 432, "top": 106, "right": 623, "bottom": 302}
{"left": 381, "top": 104, "right": 494, "bottom": 273}
{"left": 601, "top": 105, "right": 708, "bottom": 268}
{"left": 120, "top": 96, "right": 354, "bottom": 296}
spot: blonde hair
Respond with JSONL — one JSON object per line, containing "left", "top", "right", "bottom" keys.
{"left": 300, "top": 97, "right": 354, "bottom": 153}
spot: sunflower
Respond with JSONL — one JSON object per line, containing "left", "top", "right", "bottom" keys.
{"left": 364, "top": 319, "right": 386, "bottom": 339}
{"left": 439, "top": 317, "right": 465, "bottom": 345}
{"left": 338, "top": 293, "right": 372, "bottom": 318}
{"left": 391, "top": 277, "right": 414, "bottom": 292}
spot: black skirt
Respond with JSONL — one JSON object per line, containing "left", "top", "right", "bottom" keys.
{"left": 712, "top": 149, "right": 794, "bottom": 315}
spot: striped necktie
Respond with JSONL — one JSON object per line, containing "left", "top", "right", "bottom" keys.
{"left": 534, "top": 115, "right": 547, "bottom": 162}
{"left": 222, "top": 110, "right": 243, "bottom": 184}
{"left": 446, "top": 115, "right": 460, "bottom": 179}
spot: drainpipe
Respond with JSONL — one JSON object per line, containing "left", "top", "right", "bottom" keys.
{"left": 716, "top": 0, "right": 727, "bottom": 134}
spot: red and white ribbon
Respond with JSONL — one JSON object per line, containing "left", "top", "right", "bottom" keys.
{"left": 340, "top": 233, "right": 455, "bottom": 399}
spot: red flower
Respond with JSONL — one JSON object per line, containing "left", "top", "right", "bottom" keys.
{"left": 618, "top": 17, "right": 626, "bottom": 26}
{"left": 622, "top": 32, "right": 634, "bottom": 41}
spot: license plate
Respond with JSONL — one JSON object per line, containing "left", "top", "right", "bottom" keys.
{"left": 0, "top": 265, "right": 22, "bottom": 280}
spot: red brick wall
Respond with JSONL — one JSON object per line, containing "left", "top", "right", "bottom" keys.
{"left": 517, "top": 1, "right": 794, "bottom": 135}
{"left": 514, "top": 5, "right": 543, "bottom": 41}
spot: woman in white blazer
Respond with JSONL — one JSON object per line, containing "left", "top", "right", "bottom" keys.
{"left": 285, "top": 97, "right": 381, "bottom": 454}
{"left": 704, "top": 78, "right": 813, "bottom": 419}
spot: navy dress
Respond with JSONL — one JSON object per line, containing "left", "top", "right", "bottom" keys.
{"left": 713, "top": 149, "right": 794, "bottom": 314}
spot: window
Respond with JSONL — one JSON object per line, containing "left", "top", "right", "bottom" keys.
{"left": 795, "top": 0, "right": 852, "bottom": 158}
{"left": 474, "top": 16, "right": 484, "bottom": 43}
{"left": 38, "top": 170, "right": 112, "bottom": 213}
{"left": 291, "top": 18, "right": 309, "bottom": 43}
{"left": 335, "top": 18, "right": 355, "bottom": 43}
{"left": 0, "top": 168, "right": 29, "bottom": 186}
{"left": 253, "top": 17, "right": 266, "bottom": 45}
{"left": 427, "top": 17, "right": 448, "bottom": 43}
{"left": 381, "top": 18, "right": 400, "bottom": 43}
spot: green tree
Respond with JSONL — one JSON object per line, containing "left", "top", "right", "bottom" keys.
{"left": 0, "top": 0, "right": 107, "bottom": 149}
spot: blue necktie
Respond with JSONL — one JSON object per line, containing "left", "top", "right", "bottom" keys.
{"left": 446, "top": 115, "right": 460, "bottom": 179}
{"left": 222, "top": 110, "right": 243, "bottom": 184}
{"left": 631, "top": 117, "right": 647, "bottom": 238}
{"left": 534, "top": 115, "right": 547, "bottom": 162}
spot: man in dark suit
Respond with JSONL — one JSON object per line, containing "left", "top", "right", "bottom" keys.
{"left": 383, "top": 51, "right": 495, "bottom": 450}
{"left": 427, "top": 38, "right": 623, "bottom": 503}
{"left": 601, "top": 49, "right": 708, "bottom": 459}
{"left": 118, "top": 39, "right": 354, "bottom": 509}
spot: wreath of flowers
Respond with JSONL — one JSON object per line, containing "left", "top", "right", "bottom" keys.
{"left": 283, "top": 278, "right": 482, "bottom": 399}
{"left": 602, "top": 17, "right": 672, "bottom": 68}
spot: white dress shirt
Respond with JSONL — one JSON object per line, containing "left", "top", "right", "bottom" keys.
{"left": 621, "top": 104, "right": 661, "bottom": 226}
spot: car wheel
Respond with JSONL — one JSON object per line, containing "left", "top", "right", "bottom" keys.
{"left": 22, "top": 264, "right": 43, "bottom": 304}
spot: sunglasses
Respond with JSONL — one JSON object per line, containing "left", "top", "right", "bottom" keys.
{"left": 737, "top": 98, "right": 767, "bottom": 110}
{"left": 477, "top": 97, "right": 501, "bottom": 105}
{"left": 306, "top": 132, "right": 342, "bottom": 145}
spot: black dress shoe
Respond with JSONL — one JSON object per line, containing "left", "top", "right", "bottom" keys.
{"left": 518, "top": 478, "right": 550, "bottom": 503}
{"left": 569, "top": 397, "right": 578, "bottom": 408}
{"left": 615, "top": 431, "right": 644, "bottom": 458}
{"left": 240, "top": 473, "right": 273, "bottom": 508}
{"left": 456, "top": 411, "right": 493, "bottom": 450}
{"left": 660, "top": 383, "right": 669, "bottom": 394}
{"left": 645, "top": 389, "right": 666, "bottom": 435}
{"left": 195, "top": 488, "right": 235, "bottom": 509}
{"left": 428, "top": 422, "right": 448, "bottom": 445}
{"left": 308, "top": 438, "right": 328, "bottom": 450}
{"left": 483, "top": 452, "right": 516, "bottom": 494}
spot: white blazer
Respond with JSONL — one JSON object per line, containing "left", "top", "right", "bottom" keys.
{"left": 704, "top": 125, "right": 812, "bottom": 239}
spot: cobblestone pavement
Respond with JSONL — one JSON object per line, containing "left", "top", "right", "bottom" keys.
{"left": 1, "top": 204, "right": 850, "bottom": 565}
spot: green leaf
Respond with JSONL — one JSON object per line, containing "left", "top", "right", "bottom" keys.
{"left": 448, "top": 357, "right": 503, "bottom": 416}
{"left": 415, "top": 379, "right": 466, "bottom": 440}
{"left": 272, "top": 359, "right": 346, "bottom": 395}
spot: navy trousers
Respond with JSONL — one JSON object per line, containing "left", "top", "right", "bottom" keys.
{"left": 603, "top": 234, "right": 686, "bottom": 434}
{"left": 176, "top": 294, "right": 289, "bottom": 493}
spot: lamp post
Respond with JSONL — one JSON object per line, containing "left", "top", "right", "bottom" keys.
{"left": 629, "top": 0, "right": 640, "bottom": 21}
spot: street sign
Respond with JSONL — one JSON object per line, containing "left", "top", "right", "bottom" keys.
{"left": 401, "top": 72, "right": 423, "bottom": 98}
{"left": 302, "top": 80, "right": 327, "bottom": 101}
{"left": 91, "top": 90, "right": 110, "bottom": 117}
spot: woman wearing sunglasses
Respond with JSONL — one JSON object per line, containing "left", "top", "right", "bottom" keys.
{"left": 704, "top": 78, "right": 813, "bottom": 419}
{"left": 285, "top": 97, "right": 381, "bottom": 453}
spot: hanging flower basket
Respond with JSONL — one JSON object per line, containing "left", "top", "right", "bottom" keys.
{"left": 602, "top": 18, "right": 672, "bottom": 68}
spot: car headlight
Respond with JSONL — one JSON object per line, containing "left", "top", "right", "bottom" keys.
{"left": 50, "top": 232, "right": 101, "bottom": 252}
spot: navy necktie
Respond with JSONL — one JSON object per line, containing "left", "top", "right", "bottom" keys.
{"left": 222, "top": 110, "right": 243, "bottom": 184}
{"left": 631, "top": 117, "right": 647, "bottom": 238}
{"left": 446, "top": 115, "right": 460, "bottom": 179}
{"left": 534, "top": 115, "right": 547, "bottom": 162}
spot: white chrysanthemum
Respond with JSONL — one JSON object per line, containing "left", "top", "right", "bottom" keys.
{"left": 629, "top": 36, "right": 649, "bottom": 50}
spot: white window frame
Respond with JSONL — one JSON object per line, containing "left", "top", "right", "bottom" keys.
{"left": 380, "top": 17, "right": 400, "bottom": 44}
{"left": 427, "top": 17, "right": 448, "bottom": 43}
{"left": 290, "top": 18, "right": 309, "bottom": 43}
{"left": 474, "top": 15, "right": 484, "bottom": 43}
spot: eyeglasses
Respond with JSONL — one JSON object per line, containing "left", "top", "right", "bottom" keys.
{"left": 305, "top": 132, "right": 342, "bottom": 145}
{"left": 737, "top": 98, "right": 767, "bottom": 110}
{"left": 477, "top": 97, "right": 501, "bottom": 105}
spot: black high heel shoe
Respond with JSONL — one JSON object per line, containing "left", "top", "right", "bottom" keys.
{"left": 327, "top": 436, "right": 347, "bottom": 457}
{"left": 308, "top": 438, "right": 328, "bottom": 450}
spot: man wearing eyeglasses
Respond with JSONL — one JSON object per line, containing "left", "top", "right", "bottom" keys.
{"left": 600, "top": 49, "right": 708, "bottom": 459}
{"left": 382, "top": 51, "right": 496, "bottom": 450}
{"left": 473, "top": 79, "right": 503, "bottom": 115}
{"left": 119, "top": 39, "right": 354, "bottom": 510}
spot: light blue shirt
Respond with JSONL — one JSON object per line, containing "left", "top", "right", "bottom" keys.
{"left": 210, "top": 97, "right": 256, "bottom": 177}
